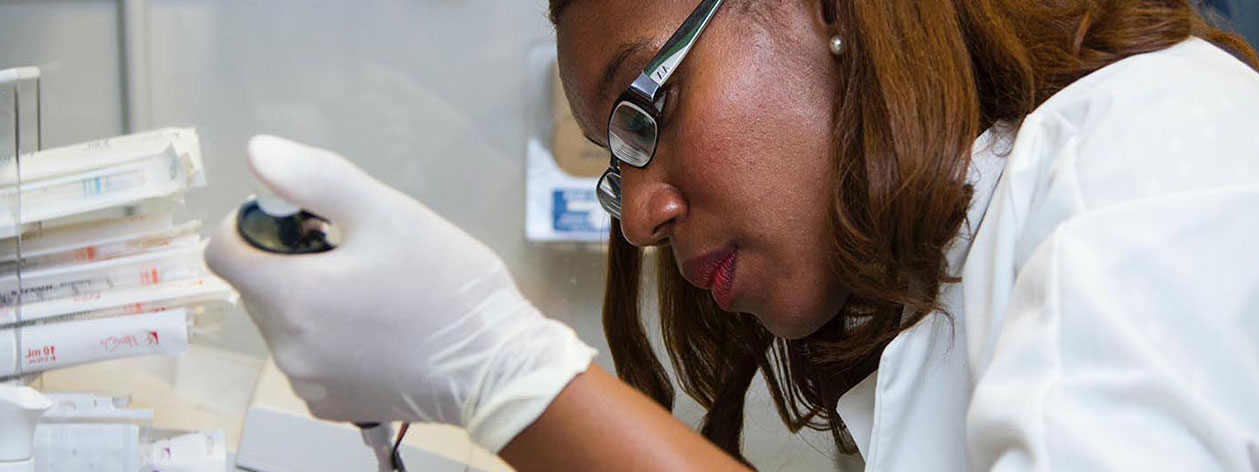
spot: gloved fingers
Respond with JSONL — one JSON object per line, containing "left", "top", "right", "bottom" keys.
{"left": 203, "top": 209, "right": 256, "bottom": 283}
{"left": 203, "top": 209, "right": 326, "bottom": 298}
{"left": 247, "top": 134, "right": 384, "bottom": 228}
{"left": 293, "top": 383, "right": 373, "bottom": 423}
{"left": 205, "top": 211, "right": 334, "bottom": 349}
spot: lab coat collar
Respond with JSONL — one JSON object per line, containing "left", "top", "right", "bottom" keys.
{"left": 949, "top": 127, "right": 1013, "bottom": 273}
{"left": 834, "top": 126, "right": 1011, "bottom": 460}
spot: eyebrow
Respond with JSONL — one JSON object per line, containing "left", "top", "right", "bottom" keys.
{"left": 597, "top": 38, "right": 652, "bottom": 103}
{"left": 582, "top": 38, "right": 653, "bottom": 146}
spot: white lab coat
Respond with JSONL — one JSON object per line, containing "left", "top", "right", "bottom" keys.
{"left": 836, "top": 37, "right": 1259, "bottom": 471}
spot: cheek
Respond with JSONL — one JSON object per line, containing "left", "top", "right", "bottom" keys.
{"left": 671, "top": 84, "right": 833, "bottom": 200}
{"left": 671, "top": 29, "right": 835, "bottom": 198}
{"left": 669, "top": 32, "right": 842, "bottom": 335}
{"left": 670, "top": 45, "right": 836, "bottom": 236}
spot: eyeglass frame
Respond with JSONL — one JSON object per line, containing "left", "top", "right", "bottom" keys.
{"left": 597, "top": 0, "right": 727, "bottom": 219}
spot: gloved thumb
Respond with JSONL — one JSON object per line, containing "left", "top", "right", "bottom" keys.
{"left": 247, "top": 135, "right": 386, "bottom": 226}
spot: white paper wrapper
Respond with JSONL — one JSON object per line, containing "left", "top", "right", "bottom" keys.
{"left": 0, "top": 211, "right": 179, "bottom": 262}
{"left": 0, "top": 308, "right": 190, "bottom": 379}
{"left": 0, "top": 276, "right": 235, "bottom": 326}
{"left": 0, "top": 221, "right": 200, "bottom": 274}
{"left": 0, "top": 127, "right": 205, "bottom": 238}
{"left": 0, "top": 241, "right": 208, "bottom": 310}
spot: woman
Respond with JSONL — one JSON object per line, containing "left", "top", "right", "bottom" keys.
{"left": 206, "top": 0, "right": 1259, "bottom": 470}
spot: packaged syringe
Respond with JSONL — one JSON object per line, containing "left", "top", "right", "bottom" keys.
{"left": 0, "top": 308, "right": 191, "bottom": 380}
{"left": 0, "top": 128, "right": 205, "bottom": 237}
{"left": 0, "top": 242, "right": 207, "bottom": 308}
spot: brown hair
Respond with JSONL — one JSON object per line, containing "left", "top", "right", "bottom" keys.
{"left": 555, "top": 0, "right": 1258, "bottom": 463}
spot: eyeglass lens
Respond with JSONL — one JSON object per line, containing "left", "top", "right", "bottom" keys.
{"left": 608, "top": 101, "right": 658, "bottom": 167}
{"left": 596, "top": 169, "right": 623, "bottom": 219}
{"left": 600, "top": 101, "right": 658, "bottom": 218}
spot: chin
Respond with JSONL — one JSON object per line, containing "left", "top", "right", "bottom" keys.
{"left": 755, "top": 305, "right": 837, "bottom": 340}
{"left": 751, "top": 279, "right": 847, "bottom": 340}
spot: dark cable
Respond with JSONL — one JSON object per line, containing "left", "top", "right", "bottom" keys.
{"left": 391, "top": 423, "right": 410, "bottom": 471}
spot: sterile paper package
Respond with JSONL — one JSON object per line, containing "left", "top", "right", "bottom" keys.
{"left": 15, "top": 127, "right": 204, "bottom": 187}
{"left": 0, "top": 127, "right": 206, "bottom": 238}
{"left": 0, "top": 308, "right": 191, "bottom": 380}
{"left": 13, "top": 198, "right": 183, "bottom": 238}
{"left": 0, "top": 241, "right": 208, "bottom": 310}
{"left": 0, "top": 276, "right": 235, "bottom": 327}
{"left": 0, "top": 216, "right": 200, "bottom": 273}
{"left": 525, "top": 43, "right": 611, "bottom": 243}
{"left": 1, "top": 210, "right": 178, "bottom": 259}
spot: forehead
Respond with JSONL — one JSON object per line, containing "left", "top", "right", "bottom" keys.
{"left": 555, "top": 0, "right": 696, "bottom": 138}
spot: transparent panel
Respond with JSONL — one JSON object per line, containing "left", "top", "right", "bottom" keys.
{"left": 0, "top": 67, "right": 36, "bottom": 380}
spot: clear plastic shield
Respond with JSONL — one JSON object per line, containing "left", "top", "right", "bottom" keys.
{"left": 0, "top": 67, "right": 38, "bottom": 378}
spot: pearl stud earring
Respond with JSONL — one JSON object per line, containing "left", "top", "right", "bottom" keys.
{"left": 829, "top": 35, "right": 845, "bottom": 56}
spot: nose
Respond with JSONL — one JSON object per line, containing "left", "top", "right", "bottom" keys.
{"left": 618, "top": 164, "right": 686, "bottom": 247}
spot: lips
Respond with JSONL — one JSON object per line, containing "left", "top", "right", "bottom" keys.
{"left": 710, "top": 251, "right": 737, "bottom": 310}
{"left": 681, "top": 247, "right": 739, "bottom": 310}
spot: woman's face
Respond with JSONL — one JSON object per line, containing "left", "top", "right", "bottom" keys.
{"left": 557, "top": 0, "right": 845, "bottom": 339}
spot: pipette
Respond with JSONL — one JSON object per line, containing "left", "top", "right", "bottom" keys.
{"left": 235, "top": 194, "right": 406, "bottom": 472}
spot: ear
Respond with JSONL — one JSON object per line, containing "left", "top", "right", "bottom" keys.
{"left": 817, "top": 0, "right": 837, "bottom": 26}
{"left": 807, "top": 0, "right": 840, "bottom": 39}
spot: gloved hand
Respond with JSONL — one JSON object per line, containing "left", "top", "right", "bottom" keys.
{"left": 204, "top": 135, "right": 597, "bottom": 452}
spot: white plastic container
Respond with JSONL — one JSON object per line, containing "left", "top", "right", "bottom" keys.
{"left": 31, "top": 423, "right": 139, "bottom": 472}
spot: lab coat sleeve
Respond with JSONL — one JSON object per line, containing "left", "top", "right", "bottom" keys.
{"left": 965, "top": 184, "right": 1259, "bottom": 471}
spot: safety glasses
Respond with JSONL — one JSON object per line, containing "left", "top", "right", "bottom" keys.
{"left": 597, "top": 0, "right": 726, "bottom": 219}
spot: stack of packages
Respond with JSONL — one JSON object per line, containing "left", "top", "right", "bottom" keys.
{"left": 0, "top": 128, "right": 237, "bottom": 471}
{"left": 0, "top": 127, "right": 235, "bottom": 380}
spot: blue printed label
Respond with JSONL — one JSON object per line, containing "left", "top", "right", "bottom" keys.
{"left": 553, "top": 189, "right": 602, "bottom": 233}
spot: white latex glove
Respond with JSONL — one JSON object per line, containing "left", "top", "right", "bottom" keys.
{"left": 204, "top": 135, "right": 596, "bottom": 452}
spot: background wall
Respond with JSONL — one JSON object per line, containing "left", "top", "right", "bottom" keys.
{"left": 0, "top": 0, "right": 854, "bottom": 469}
